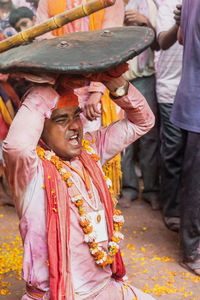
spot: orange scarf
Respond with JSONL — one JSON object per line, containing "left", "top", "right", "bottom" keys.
{"left": 42, "top": 149, "right": 125, "bottom": 300}
{"left": 47, "top": 0, "right": 104, "bottom": 36}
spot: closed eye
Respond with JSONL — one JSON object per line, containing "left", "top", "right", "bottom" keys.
{"left": 55, "top": 118, "right": 68, "bottom": 124}
{"left": 52, "top": 113, "right": 69, "bottom": 123}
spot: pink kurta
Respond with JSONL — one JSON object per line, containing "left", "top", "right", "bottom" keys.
{"left": 3, "top": 83, "right": 155, "bottom": 300}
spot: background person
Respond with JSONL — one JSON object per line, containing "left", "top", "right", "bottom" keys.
{"left": 9, "top": 6, "right": 36, "bottom": 32}
{"left": 156, "top": 0, "right": 183, "bottom": 232}
{"left": 171, "top": 0, "right": 200, "bottom": 276}
{"left": 120, "top": 0, "right": 160, "bottom": 210}
{"left": 0, "top": 0, "right": 16, "bottom": 38}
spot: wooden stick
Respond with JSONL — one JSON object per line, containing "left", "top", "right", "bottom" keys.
{"left": 0, "top": 0, "right": 115, "bottom": 53}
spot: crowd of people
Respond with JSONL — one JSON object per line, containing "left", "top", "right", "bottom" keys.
{"left": 0, "top": 0, "right": 199, "bottom": 299}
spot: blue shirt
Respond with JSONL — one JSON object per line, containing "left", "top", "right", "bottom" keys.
{"left": 171, "top": 0, "right": 200, "bottom": 133}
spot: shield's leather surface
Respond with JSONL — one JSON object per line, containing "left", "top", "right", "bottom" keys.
{"left": 0, "top": 27, "right": 154, "bottom": 75}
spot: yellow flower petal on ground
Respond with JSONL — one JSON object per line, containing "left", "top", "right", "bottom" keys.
{"left": 127, "top": 244, "right": 135, "bottom": 251}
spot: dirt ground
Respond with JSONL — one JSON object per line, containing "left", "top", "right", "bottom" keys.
{"left": 0, "top": 199, "right": 199, "bottom": 300}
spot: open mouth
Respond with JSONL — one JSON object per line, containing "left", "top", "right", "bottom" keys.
{"left": 68, "top": 134, "right": 80, "bottom": 146}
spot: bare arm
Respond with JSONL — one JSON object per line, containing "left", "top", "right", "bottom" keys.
{"left": 158, "top": 23, "right": 179, "bottom": 50}
{"left": 3, "top": 85, "right": 58, "bottom": 212}
{"left": 157, "top": 4, "right": 182, "bottom": 50}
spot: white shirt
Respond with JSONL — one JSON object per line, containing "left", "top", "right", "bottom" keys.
{"left": 124, "top": 0, "right": 157, "bottom": 80}
{"left": 156, "top": 0, "right": 183, "bottom": 104}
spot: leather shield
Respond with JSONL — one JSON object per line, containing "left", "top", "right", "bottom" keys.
{"left": 0, "top": 26, "right": 154, "bottom": 75}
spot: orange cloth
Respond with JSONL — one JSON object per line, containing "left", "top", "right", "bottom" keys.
{"left": 88, "top": 63, "right": 129, "bottom": 82}
{"left": 88, "top": 0, "right": 104, "bottom": 31}
{"left": 57, "top": 88, "right": 79, "bottom": 109}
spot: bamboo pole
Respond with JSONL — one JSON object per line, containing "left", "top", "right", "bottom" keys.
{"left": 0, "top": 0, "right": 116, "bottom": 53}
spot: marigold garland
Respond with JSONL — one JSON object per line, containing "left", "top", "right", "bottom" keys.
{"left": 82, "top": 139, "right": 118, "bottom": 206}
{"left": 82, "top": 139, "right": 100, "bottom": 162}
{"left": 36, "top": 141, "right": 124, "bottom": 268}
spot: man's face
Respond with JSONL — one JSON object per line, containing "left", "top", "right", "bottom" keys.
{"left": 42, "top": 106, "right": 83, "bottom": 161}
{"left": 15, "top": 17, "right": 36, "bottom": 32}
{"left": 0, "top": 0, "right": 11, "bottom": 9}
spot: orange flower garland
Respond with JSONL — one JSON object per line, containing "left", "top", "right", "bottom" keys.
{"left": 37, "top": 144, "right": 124, "bottom": 268}
{"left": 82, "top": 139, "right": 100, "bottom": 162}
{"left": 82, "top": 140, "right": 117, "bottom": 206}
{"left": 37, "top": 147, "right": 72, "bottom": 187}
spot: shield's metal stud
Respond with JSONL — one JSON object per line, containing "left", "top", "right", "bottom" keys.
{"left": 101, "top": 29, "right": 113, "bottom": 37}
{"left": 58, "top": 41, "right": 70, "bottom": 48}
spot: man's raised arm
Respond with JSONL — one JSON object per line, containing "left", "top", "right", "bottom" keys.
{"left": 3, "top": 85, "right": 58, "bottom": 213}
{"left": 86, "top": 76, "right": 155, "bottom": 165}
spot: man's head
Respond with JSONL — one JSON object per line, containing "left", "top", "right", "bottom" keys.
{"left": 0, "top": 0, "right": 12, "bottom": 11}
{"left": 41, "top": 90, "right": 83, "bottom": 161}
{"left": 9, "top": 6, "right": 36, "bottom": 32}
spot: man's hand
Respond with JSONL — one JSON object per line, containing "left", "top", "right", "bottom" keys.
{"left": 124, "top": 10, "right": 147, "bottom": 26}
{"left": 84, "top": 92, "right": 102, "bottom": 121}
{"left": 58, "top": 63, "right": 129, "bottom": 90}
{"left": 2, "top": 27, "right": 15, "bottom": 39}
{"left": 88, "top": 63, "right": 129, "bottom": 83}
{"left": 58, "top": 75, "right": 88, "bottom": 90}
{"left": 124, "top": 10, "right": 159, "bottom": 51}
{"left": 174, "top": 4, "right": 182, "bottom": 26}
